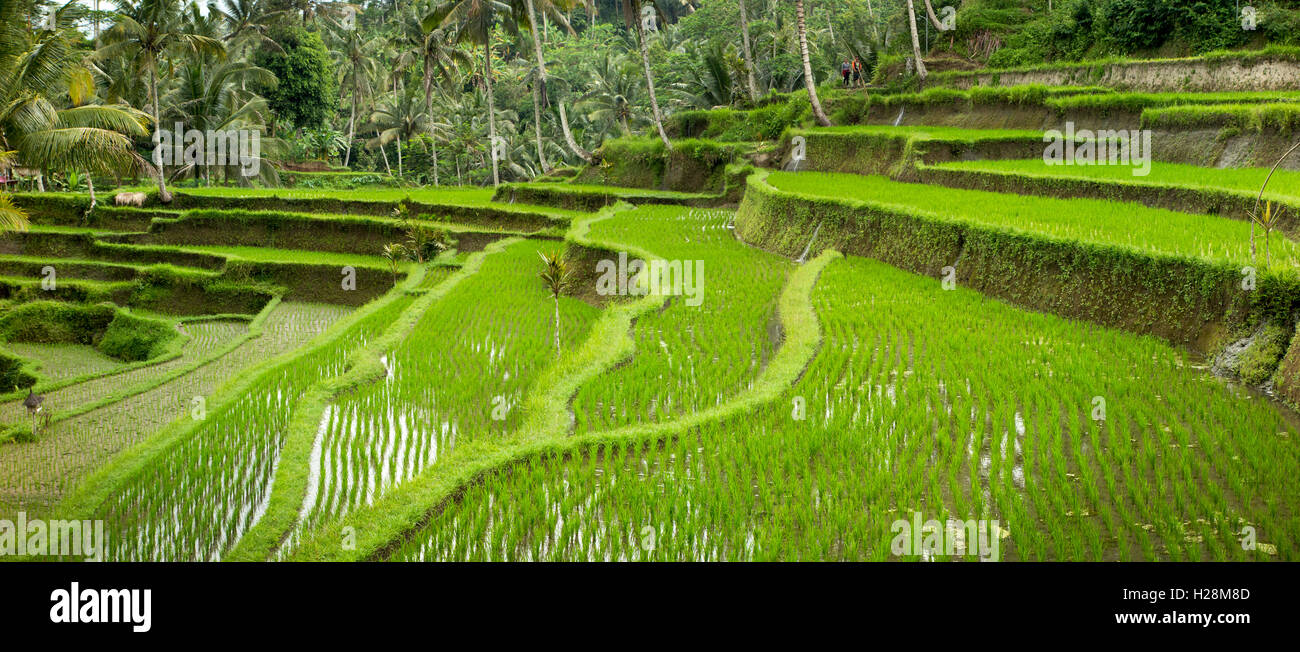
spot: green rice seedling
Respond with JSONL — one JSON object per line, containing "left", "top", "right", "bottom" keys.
{"left": 0, "top": 320, "right": 245, "bottom": 426}
{"left": 931, "top": 159, "right": 1300, "bottom": 206}
{"left": 392, "top": 254, "right": 1300, "bottom": 562}
{"left": 90, "top": 298, "right": 408, "bottom": 561}
{"left": 0, "top": 304, "right": 348, "bottom": 520}
{"left": 281, "top": 240, "right": 601, "bottom": 554}
{"left": 765, "top": 171, "right": 1300, "bottom": 269}
{"left": 571, "top": 206, "right": 792, "bottom": 434}
{"left": 2, "top": 343, "right": 126, "bottom": 383}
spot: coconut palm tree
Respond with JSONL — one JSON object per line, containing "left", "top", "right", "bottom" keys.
{"left": 399, "top": 2, "right": 470, "bottom": 185}
{"left": 428, "top": 0, "right": 516, "bottom": 187}
{"left": 330, "top": 23, "right": 385, "bottom": 168}
{"left": 164, "top": 58, "right": 278, "bottom": 185}
{"left": 1, "top": 1, "right": 151, "bottom": 207}
{"left": 678, "top": 42, "right": 737, "bottom": 109}
{"left": 619, "top": 0, "right": 671, "bottom": 149}
{"left": 0, "top": 151, "right": 29, "bottom": 232}
{"left": 795, "top": 0, "right": 831, "bottom": 126}
{"left": 366, "top": 86, "right": 431, "bottom": 179}
{"left": 208, "top": 0, "right": 286, "bottom": 57}
{"left": 97, "top": 0, "right": 226, "bottom": 203}
{"left": 577, "top": 52, "right": 642, "bottom": 138}
{"left": 508, "top": 0, "right": 581, "bottom": 173}
{"left": 545, "top": 75, "right": 593, "bottom": 164}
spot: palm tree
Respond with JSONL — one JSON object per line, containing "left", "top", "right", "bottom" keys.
{"left": 921, "top": 0, "right": 947, "bottom": 31}
{"left": 209, "top": 0, "right": 285, "bottom": 56}
{"left": 620, "top": 0, "right": 671, "bottom": 149}
{"left": 165, "top": 58, "right": 278, "bottom": 185}
{"left": 97, "top": 0, "right": 226, "bottom": 202}
{"left": 399, "top": 3, "right": 469, "bottom": 185}
{"left": 678, "top": 42, "right": 737, "bottom": 109}
{"left": 367, "top": 87, "right": 431, "bottom": 179}
{"left": 1, "top": 2, "right": 151, "bottom": 207}
{"left": 795, "top": 0, "right": 831, "bottom": 126}
{"left": 0, "top": 151, "right": 29, "bottom": 232}
{"left": 382, "top": 243, "right": 406, "bottom": 286}
{"left": 578, "top": 52, "right": 642, "bottom": 138}
{"left": 429, "top": 0, "right": 515, "bottom": 187}
{"left": 509, "top": 0, "right": 581, "bottom": 173}
{"left": 284, "top": 0, "right": 333, "bottom": 25}
{"left": 331, "top": 24, "right": 385, "bottom": 168}
{"left": 538, "top": 248, "right": 571, "bottom": 357}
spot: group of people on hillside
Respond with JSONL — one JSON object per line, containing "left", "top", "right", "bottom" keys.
{"left": 840, "top": 58, "right": 866, "bottom": 88}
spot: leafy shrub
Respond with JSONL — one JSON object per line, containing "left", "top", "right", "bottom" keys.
{"left": 99, "top": 311, "right": 176, "bottom": 362}
{"left": 0, "top": 350, "right": 38, "bottom": 392}
{"left": 0, "top": 301, "right": 179, "bottom": 363}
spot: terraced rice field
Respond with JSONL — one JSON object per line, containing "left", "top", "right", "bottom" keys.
{"left": 932, "top": 160, "right": 1300, "bottom": 204}
{"left": 0, "top": 319, "right": 248, "bottom": 424}
{"left": 279, "top": 239, "right": 602, "bottom": 555}
{"left": 765, "top": 171, "right": 1300, "bottom": 267}
{"left": 95, "top": 296, "right": 413, "bottom": 561}
{"left": 5, "top": 122, "right": 1300, "bottom": 568}
{"left": 392, "top": 255, "right": 1300, "bottom": 562}
{"left": 572, "top": 206, "right": 790, "bottom": 433}
{"left": 1, "top": 343, "right": 126, "bottom": 383}
{"left": 0, "top": 303, "right": 348, "bottom": 517}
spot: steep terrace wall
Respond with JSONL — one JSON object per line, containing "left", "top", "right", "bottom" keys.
{"left": 735, "top": 170, "right": 1298, "bottom": 355}
{"left": 938, "top": 55, "right": 1300, "bottom": 93}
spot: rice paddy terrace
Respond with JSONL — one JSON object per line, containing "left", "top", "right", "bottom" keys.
{"left": 6, "top": 65, "right": 1300, "bottom": 563}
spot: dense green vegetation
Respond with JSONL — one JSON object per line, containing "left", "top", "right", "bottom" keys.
{"left": 393, "top": 255, "right": 1300, "bottom": 561}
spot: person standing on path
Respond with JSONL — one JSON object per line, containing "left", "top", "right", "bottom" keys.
{"left": 841, "top": 60, "right": 851, "bottom": 87}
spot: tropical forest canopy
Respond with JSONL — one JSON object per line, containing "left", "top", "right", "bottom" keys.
{"left": 4, "top": 0, "right": 1300, "bottom": 194}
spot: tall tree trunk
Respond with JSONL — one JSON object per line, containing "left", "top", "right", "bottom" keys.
{"left": 423, "top": 68, "right": 440, "bottom": 185}
{"left": 85, "top": 169, "right": 95, "bottom": 212}
{"left": 344, "top": 74, "right": 358, "bottom": 167}
{"left": 558, "top": 102, "right": 594, "bottom": 164}
{"left": 396, "top": 134, "right": 403, "bottom": 177}
{"left": 826, "top": 2, "right": 835, "bottom": 45}
{"left": 526, "top": 0, "right": 550, "bottom": 173}
{"left": 906, "top": 0, "right": 929, "bottom": 80}
{"left": 484, "top": 44, "right": 500, "bottom": 186}
{"left": 867, "top": 0, "right": 879, "bottom": 43}
{"left": 921, "top": 0, "right": 945, "bottom": 30}
{"left": 739, "top": 0, "right": 759, "bottom": 102}
{"left": 634, "top": 14, "right": 671, "bottom": 149}
{"left": 378, "top": 132, "right": 392, "bottom": 175}
{"left": 796, "top": 0, "right": 832, "bottom": 127}
{"left": 149, "top": 61, "right": 172, "bottom": 203}
{"left": 553, "top": 295, "right": 561, "bottom": 356}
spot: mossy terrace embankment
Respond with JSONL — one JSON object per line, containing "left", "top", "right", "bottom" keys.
{"left": 1, "top": 191, "right": 567, "bottom": 308}
{"left": 773, "top": 125, "right": 1300, "bottom": 221}
{"left": 913, "top": 165, "right": 1300, "bottom": 236}
{"left": 931, "top": 50, "right": 1300, "bottom": 93}
{"left": 735, "top": 169, "right": 1297, "bottom": 355}
{"left": 495, "top": 138, "right": 756, "bottom": 212}
{"left": 821, "top": 87, "right": 1300, "bottom": 170}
